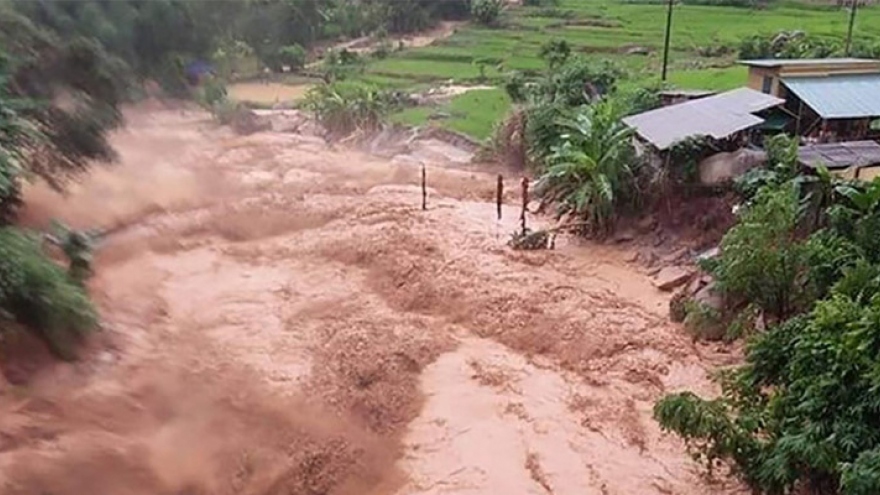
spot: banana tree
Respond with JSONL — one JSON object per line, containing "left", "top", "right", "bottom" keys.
{"left": 535, "top": 98, "right": 637, "bottom": 237}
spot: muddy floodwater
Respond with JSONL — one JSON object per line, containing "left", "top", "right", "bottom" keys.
{"left": 1, "top": 104, "right": 745, "bottom": 495}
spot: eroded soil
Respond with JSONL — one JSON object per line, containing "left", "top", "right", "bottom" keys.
{"left": 1, "top": 104, "right": 744, "bottom": 495}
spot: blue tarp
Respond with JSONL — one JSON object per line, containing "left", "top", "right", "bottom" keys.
{"left": 185, "top": 60, "right": 213, "bottom": 79}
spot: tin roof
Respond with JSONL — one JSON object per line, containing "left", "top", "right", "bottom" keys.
{"left": 739, "top": 58, "right": 878, "bottom": 68}
{"left": 799, "top": 140, "right": 880, "bottom": 170}
{"left": 658, "top": 89, "right": 717, "bottom": 97}
{"left": 782, "top": 74, "right": 880, "bottom": 119}
{"left": 622, "top": 88, "right": 783, "bottom": 150}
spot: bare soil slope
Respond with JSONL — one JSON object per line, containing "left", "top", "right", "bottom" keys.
{"left": 1, "top": 104, "right": 744, "bottom": 495}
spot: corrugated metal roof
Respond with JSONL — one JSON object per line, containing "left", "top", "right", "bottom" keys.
{"left": 739, "top": 58, "right": 878, "bottom": 68}
{"left": 622, "top": 88, "right": 783, "bottom": 150}
{"left": 799, "top": 140, "right": 880, "bottom": 169}
{"left": 658, "top": 89, "right": 716, "bottom": 97}
{"left": 783, "top": 75, "right": 880, "bottom": 119}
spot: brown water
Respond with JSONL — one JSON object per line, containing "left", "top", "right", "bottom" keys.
{"left": 227, "top": 82, "right": 313, "bottom": 105}
{"left": 1, "top": 104, "right": 745, "bottom": 495}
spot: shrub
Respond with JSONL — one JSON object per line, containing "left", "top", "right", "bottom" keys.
{"left": 536, "top": 57, "right": 625, "bottom": 107}
{"left": 503, "top": 71, "right": 528, "bottom": 103}
{"left": 524, "top": 100, "right": 571, "bottom": 165}
{"left": 657, "top": 291, "right": 880, "bottom": 493}
{"left": 303, "top": 82, "right": 397, "bottom": 136}
{"left": 683, "top": 301, "right": 726, "bottom": 341}
{"left": 198, "top": 77, "right": 228, "bottom": 109}
{"left": 0, "top": 103, "right": 26, "bottom": 222}
{"left": 471, "top": 0, "right": 505, "bottom": 26}
{"left": 276, "top": 44, "right": 307, "bottom": 70}
{"left": 0, "top": 227, "right": 97, "bottom": 359}
{"left": 372, "top": 40, "right": 392, "bottom": 59}
{"left": 524, "top": 0, "right": 561, "bottom": 5}
{"left": 739, "top": 31, "right": 843, "bottom": 61}
{"left": 703, "top": 183, "right": 809, "bottom": 320}
{"left": 539, "top": 38, "right": 572, "bottom": 69}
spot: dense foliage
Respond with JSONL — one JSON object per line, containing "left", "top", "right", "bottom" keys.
{"left": 8, "top": 0, "right": 475, "bottom": 89}
{"left": 0, "top": 5, "right": 122, "bottom": 358}
{"left": 658, "top": 159, "right": 880, "bottom": 492}
{"left": 471, "top": 0, "right": 506, "bottom": 26}
{"left": 303, "top": 81, "right": 399, "bottom": 136}
{"left": 0, "top": 6, "right": 126, "bottom": 219}
{"left": 740, "top": 30, "right": 880, "bottom": 60}
{"left": 0, "top": 228, "right": 97, "bottom": 359}
{"left": 534, "top": 99, "right": 638, "bottom": 237}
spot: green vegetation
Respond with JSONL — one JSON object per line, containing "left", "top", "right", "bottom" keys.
{"left": 337, "top": 0, "right": 880, "bottom": 139}
{"left": 471, "top": 0, "right": 507, "bottom": 26}
{"left": 535, "top": 99, "right": 638, "bottom": 237}
{"left": 0, "top": 228, "right": 97, "bottom": 359}
{"left": 392, "top": 88, "right": 510, "bottom": 140}
{"left": 350, "top": 0, "right": 880, "bottom": 89}
{"left": 656, "top": 137, "right": 880, "bottom": 492}
{"left": 0, "top": 5, "right": 124, "bottom": 358}
{"left": 303, "top": 81, "right": 400, "bottom": 136}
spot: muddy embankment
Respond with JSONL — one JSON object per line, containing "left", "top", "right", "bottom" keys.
{"left": 1, "top": 103, "right": 745, "bottom": 495}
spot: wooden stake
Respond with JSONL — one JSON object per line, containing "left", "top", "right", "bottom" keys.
{"left": 496, "top": 174, "right": 504, "bottom": 221}
{"left": 421, "top": 162, "right": 427, "bottom": 211}
{"left": 520, "top": 177, "right": 529, "bottom": 234}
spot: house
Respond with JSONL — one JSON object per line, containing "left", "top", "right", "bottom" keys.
{"left": 658, "top": 89, "right": 716, "bottom": 107}
{"left": 798, "top": 140, "right": 880, "bottom": 180}
{"left": 623, "top": 87, "right": 783, "bottom": 151}
{"left": 740, "top": 58, "right": 880, "bottom": 141}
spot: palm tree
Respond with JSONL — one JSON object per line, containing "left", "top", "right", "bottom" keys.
{"left": 535, "top": 98, "right": 637, "bottom": 237}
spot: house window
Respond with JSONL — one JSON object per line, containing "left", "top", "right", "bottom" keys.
{"left": 761, "top": 76, "right": 773, "bottom": 94}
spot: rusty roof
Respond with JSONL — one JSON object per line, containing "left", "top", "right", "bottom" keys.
{"left": 622, "top": 88, "right": 783, "bottom": 150}
{"left": 799, "top": 140, "right": 880, "bottom": 170}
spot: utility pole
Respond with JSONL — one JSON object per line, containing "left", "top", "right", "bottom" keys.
{"left": 845, "top": 0, "right": 858, "bottom": 56}
{"left": 661, "top": 0, "right": 675, "bottom": 81}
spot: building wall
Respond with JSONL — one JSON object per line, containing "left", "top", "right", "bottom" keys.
{"left": 747, "top": 67, "right": 784, "bottom": 96}
{"left": 857, "top": 165, "right": 880, "bottom": 181}
{"left": 778, "top": 61, "right": 880, "bottom": 77}
{"left": 746, "top": 61, "right": 880, "bottom": 97}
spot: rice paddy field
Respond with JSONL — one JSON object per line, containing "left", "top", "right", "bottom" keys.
{"left": 365, "top": 0, "right": 880, "bottom": 88}
{"left": 230, "top": 0, "right": 880, "bottom": 139}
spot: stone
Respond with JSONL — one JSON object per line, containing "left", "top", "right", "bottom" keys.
{"left": 624, "top": 251, "right": 640, "bottom": 263}
{"left": 698, "top": 148, "right": 767, "bottom": 185}
{"left": 230, "top": 108, "right": 271, "bottom": 135}
{"left": 653, "top": 266, "right": 694, "bottom": 292}
{"left": 652, "top": 234, "right": 665, "bottom": 247}
{"left": 636, "top": 216, "right": 657, "bottom": 233}
{"left": 692, "top": 282, "right": 723, "bottom": 311}
{"left": 662, "top": 247, "right": 690, "bottom": 263}
{"left": 614, "top": 229, "right": 635, "bottom": 243}
{"left": 625, "top": 46, "right": 651, "bottom": 56}
{"left": 697, "top": 246, "right": 720, "bottom": 261}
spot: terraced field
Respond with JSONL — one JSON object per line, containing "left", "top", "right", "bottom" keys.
{"left": 361, "top": 0, "right": 880, "bottom": 90}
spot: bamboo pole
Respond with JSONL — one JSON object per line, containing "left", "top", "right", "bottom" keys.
{"left": 520, "top": 177, "right": 529, "bottom": 234}
{"left": 421, "top": 162, "right": 427, "bottom": 211}
{"left": 496, "top": 174, "right": 504, "bottom": 221}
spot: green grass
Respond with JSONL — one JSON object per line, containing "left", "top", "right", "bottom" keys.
{"left": 352, "top": 0, "right": 880, "bottom": 138}
{"left": 362, "top": 0, "right": 880, "bottom": 87}
{"left": 668, "top": 65, "right": 748, "bottom": 90}
{"left": 391, "top": 88, "right": 511, "bottom": 140}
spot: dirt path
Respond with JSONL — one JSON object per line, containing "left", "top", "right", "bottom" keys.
{"left": 1, "top": 105, "right": 744, "bottom": 495}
